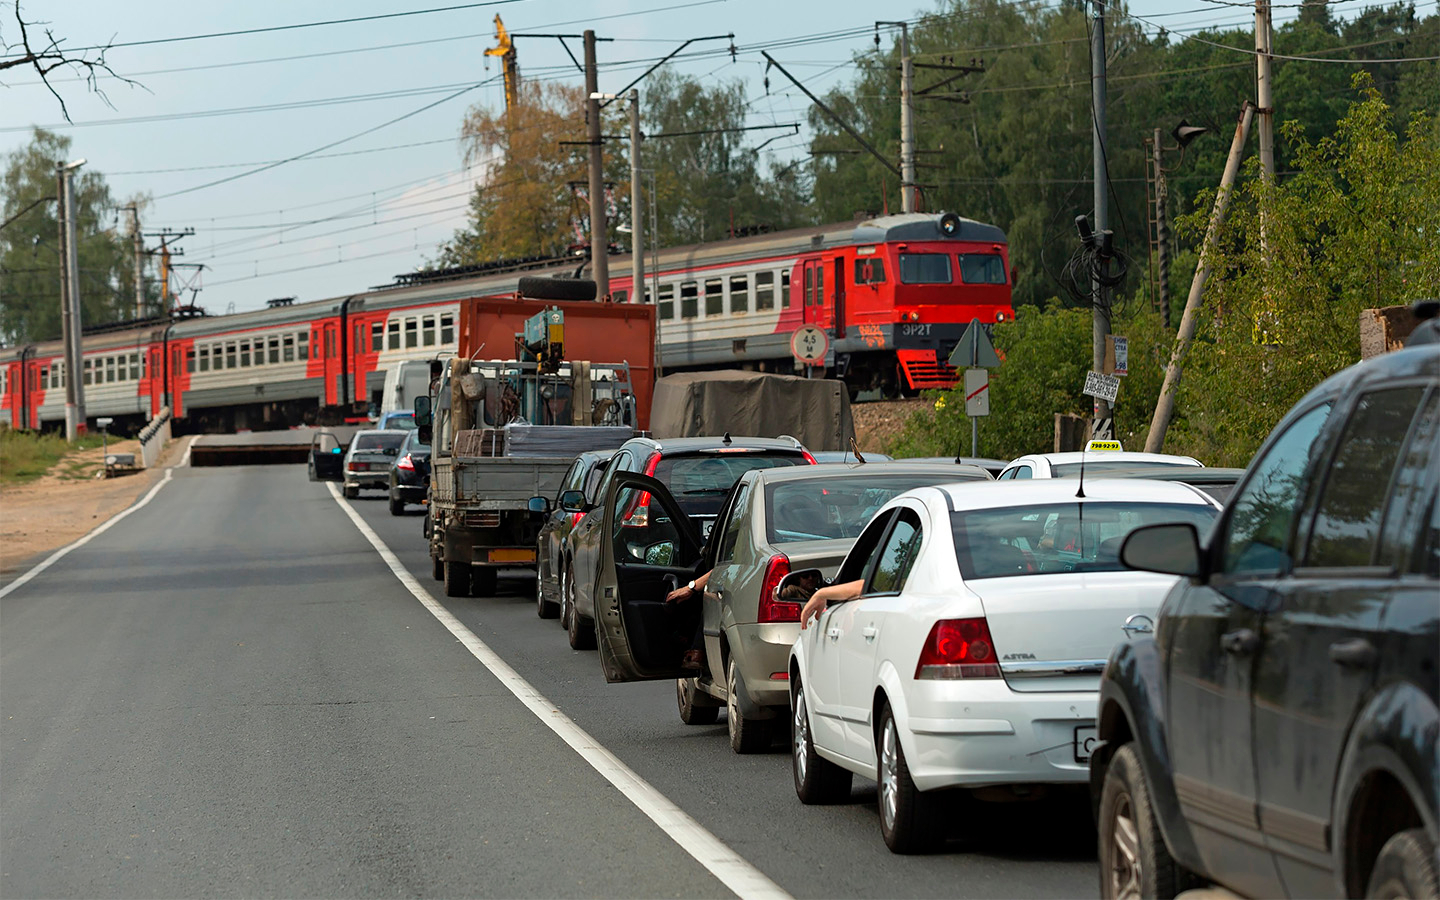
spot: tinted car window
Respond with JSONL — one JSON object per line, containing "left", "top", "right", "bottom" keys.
{"left": 836, "top": 512, "right": 896, "bottom": 583}
{"left": 1414, "top": 494, "right": 1439, "bottom": 578}
{"left": 354, "top": 432, "right": 406, "bottom": 451}
{"left": 654, "top": 453, "right": 807, "bottom": 517}
{"left": 582, "top": 458, "right": 610, "bottom": 504}
{"left": 766, "top": 473, "right": 984, "bottom": 543}
{"left": 1013, "top": 465, "right": 1033, "bottom": 480}
{"left": 715, "top": 481, "right": 752, "bottom": 563}
{"left": 868, "top": 512, "right": 922, "bottom": 594}
{"left": 1380, "top": 391, "right": 1438, "bottom": 571}
{"left": 1222, "top": 402, "right": 1332, "bottom": 576}
{"left": 953, "top": 502, "right": 1218, "bottom": 580}
{"left": 1303, "top": 387, "right": 1425, "bottom": 568}
{"left": 1050, "top": 460, "right": 1195, "bottom": 477}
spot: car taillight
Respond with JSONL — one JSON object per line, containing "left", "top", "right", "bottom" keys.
{"left": 347, "top": 461, "right": 368, "bottom": 471}
{"left": 757, "top": 554, "right": 799, "bottom": 623}
{"left": 801, "top": 450, "right": 818, "bottom": 465}
{"left": 915, "top": 618, "right": 1001, "bottom": 680}
{"left": 396, "top": 454, "right": 415, "bottom": 472}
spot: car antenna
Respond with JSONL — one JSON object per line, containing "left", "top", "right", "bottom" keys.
{"left": 1076, "top": 441, "right": 1088, "bottom": 499}
{"left": 849, "top": 437, "right": 867, "bottom": 465}
{"left": 722, "top": 431, "right": 732, "bottom": 445}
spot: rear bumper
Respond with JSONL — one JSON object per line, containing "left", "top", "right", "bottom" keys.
{"left": 728, "top": 622, "right": 801, "bottom": 711}
{"left": 391, "top": 483, "right": 426, "bottom": 501}
{"left": 899, "top": 681, "right": 1096, "bottom": 792}
{"left": 345, "top": 473, "right": 389, "bottom": 489}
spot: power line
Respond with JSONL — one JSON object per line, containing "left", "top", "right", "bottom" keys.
{"left": 1124, "top": 5, "right": 1440, "bottom": 62}
{"left": 107, "top": 138, "right": 462, "bottom": 175}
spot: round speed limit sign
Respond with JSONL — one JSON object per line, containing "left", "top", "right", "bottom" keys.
{"left": 790, "top": 325, "right": 830, "bottom": 366}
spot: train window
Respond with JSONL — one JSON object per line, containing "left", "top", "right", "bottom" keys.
{"left": 268, "top": 337, "right": 279, "bottom": 365}
{"left": 959, "top": 254, "right": 1007, "bottom": 284}
{"left": 422, "top": 316, "right": 435, "bottom": 346}
{"left": 754, "top": 272, "right": 774, "bottom": 311}
{"left": 781, "top": 270, "right": 792, "bottom": 308}
{"left": 105, "top": 357, "right": 116, "bottom": 383}
{"left": 226, "top": 343, "right": 238, "bottom": 369}
{"left": 705, "top": 278, "right": 723, "bottom": 316}
{"left": 240, "top": 341, "right": 252, "bottom": 367}
{"left": 283, "top": 336, "right": 295, "bottom": 363}
{"left": 405, "top": 318, "right": 418, "bottom": 349}
{"left": 298, "top": 331, "right": 309, "bottom": 361}
{"left": 854, "top": 258, "right": 887, "bottom": 284}
{"left": 817, "top": 265, "right": 825, "bottom": 305}
{"left": 186, "top": 350, "right": 196, "bottom": 374}
{"left": 681, "top": 281, "right": 698, "bottom": 319}
{"left": 36, "top": 366, "right": 45, "bottom": 390}
{"left": 899, "top": 253, "right": 952, "bottom": 284}
{"left": 387, "top": 320, "right": 400, "bottom": 351}
{"left": 130, "top": 354, "right": 140, "bottom": 380}
{"left": 371, "top": 322, "right": 383, "bottom": 352}
{"left": 199, "top": 347, "right": 210, "bottom": 372}
{"left": 440, "top": 314, "right": 454, "bottom": 344}
{"left": 658, "top": 283, "right": 675, "bottom": 320}
{"left": 729, "top": 275, "right": 749, "bottom": 314}
{"left": 804, "top": 267, "right": 813, "bottom": 306}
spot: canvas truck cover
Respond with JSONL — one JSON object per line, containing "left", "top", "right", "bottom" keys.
{"left": 648, "top": 371, "right": 854, "bottom": 451}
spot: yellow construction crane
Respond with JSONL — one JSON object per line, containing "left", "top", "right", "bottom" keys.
{"left": 485, "top": 15, "right": 519, "bottom": 113}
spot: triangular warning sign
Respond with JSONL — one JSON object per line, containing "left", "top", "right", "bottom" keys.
{"left": 948, "top": 318, "right": 1000, "bottom": 368}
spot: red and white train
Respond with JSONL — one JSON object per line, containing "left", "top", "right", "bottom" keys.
{"left": 1, "top": 211, "right": 1012, "bottom": 434}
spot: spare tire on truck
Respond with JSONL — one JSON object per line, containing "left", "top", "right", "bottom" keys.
{"left": 517, "top": 276, "right": 596, "bottom": 302}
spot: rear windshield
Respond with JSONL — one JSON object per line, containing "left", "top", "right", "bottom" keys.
{"left": 766, "top": 473, "right": 986, "bottom": 544}
{"left": 951, "top": 501, "right": 1217, "bottom": 580}
{"left": 655, "top": 453, "right": 807, "bottom": 517}
{"left": 1050, "top": 460, "right": 1196, "bottom": 477}
{"left": 383, "top": 413, "right": 416, "bottom": 430}
{"left": 354, "top": 433, "right": 407, "bottom": 451}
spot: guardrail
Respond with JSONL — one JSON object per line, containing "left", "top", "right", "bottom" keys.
{"left": 138, "top": 407, "right": 172, "bottom": 469}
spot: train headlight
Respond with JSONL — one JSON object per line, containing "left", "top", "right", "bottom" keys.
{"left": 996, "top": 311, "right": 1008, "bottom": 322}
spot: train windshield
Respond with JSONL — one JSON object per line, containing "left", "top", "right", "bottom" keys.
{"left": 898, "top": 253, "right": 952, "bottom": 285}
{"left": 959, "top": 254, "right": 1008, "bottom": 284}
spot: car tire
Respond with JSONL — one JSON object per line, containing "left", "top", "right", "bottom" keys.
{"left": 727, "top": 657, "right": 772, "bottom": 753}
{"left": 559, "top": 564, "right": 573, "bottom": 630}
{"left": 1365, "top": 829, "right": 1439, "bottom": 899}
{"left": 388, "top": 493, "right": 405, "bottom": 516}
{"left": 791, "top": 676, "right": 852, "bottom": 805}
{"left": 343, "top": 484, "right": 358, "bottom": 499}
{"left": 877, "top": 705, "right": 943, "bottom": 853}
{"left": 536, "top": 562, "right": 559, "bottom": 619}
{"left": 565, "top": 564, "right": 596, "bottom": 650}
{"left": 1098, "top": 743, "right": 1199, "bottom": 899}
{"left": 676, "top": 677, "right": 720, "bottom": 725}
{"left": 517, "top": 275, "right": 596, "bottom": 302}
{"left": 443, "top": 559, "right": 470, "bottom": 598}
{"left": 471, "top": 567, "right": 497, "bottom": 598}
{"left": 432, "top": 557, "right": 444, "bottom": 582}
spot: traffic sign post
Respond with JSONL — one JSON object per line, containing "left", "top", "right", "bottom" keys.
{"left": 947, "top": 318, "right": 1000, "bottom": 369}
{"left": 790, "top": 325, "right": 829, "bottom": 377}
{"left": 963, "top": 367, "right": 989, "bottom": 458}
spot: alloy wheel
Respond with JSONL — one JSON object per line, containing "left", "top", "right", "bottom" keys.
{"left": 792, "top": 691, "right": 809, "bottom": 785}
{"left": 1108, "top": 794, "right": 1141, "bottom": 900}
{"left": 879, "top": 719, "right": 900, "bottom": 834}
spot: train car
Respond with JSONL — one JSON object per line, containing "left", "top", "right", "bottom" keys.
{"left": 0, "top": 211, "right": 1011, "bottom": 433}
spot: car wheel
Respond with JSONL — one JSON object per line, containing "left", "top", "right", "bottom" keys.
{"left": 676, "top": 678, "right": 720, "bottom": 725}
{"left": 727, "top": 657, "right": 772, "bottom": 753}
{"left": 877, "top": 705, "right": 942, "bottom": 854}
{"left": 566, "top": 565, "right": 596, "bottom": 650}
{"left": 536, "top": 561, "right": 559, "bottom": 619}
{"left": 389, "top": 493, "right": 405, "bottom": 516}
{"left": 1099, "top": 743, "right": 1199, "bottom": 899}
{"left": 432, "top": 556, "right": 444, "bottom": 582}
{"left": 471, "top": 567, "right": 497, "bottom": 598}
{"left": 343, "top": 484, "right": 358, "bottom": 499}
{"left": 559, "top": 564, "right": 572, "bottom": 629}
{"left": 791, "top": 676, "right": 852, "bottom": 804}
{"left": 443, "top": 560, "right": 470, "bottom": 598}
{"left": 1365, "top": 829, "right": 1439, "bottom": 899}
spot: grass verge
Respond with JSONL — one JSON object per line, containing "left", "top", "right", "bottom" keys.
{"left": 0, "top": 430, "right": 107, "bottom": 487}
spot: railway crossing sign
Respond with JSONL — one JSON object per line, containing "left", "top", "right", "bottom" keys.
{"left": 948, "top": 318, "right": 1000, "bottom": 369}
{"left": 964, "top": 368, "right": 990, "bottom": 417}
{"left": 790, "top": 325, "right": 829, "bottom": 366}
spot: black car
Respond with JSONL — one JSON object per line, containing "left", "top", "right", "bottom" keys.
{"left": 1091, "top": 344, "right": 1438, "bottom": 899}
{"left": 387, "top": 430, "right": 431, "bottom": 515}
{"left": 558, "top": 435, "right": 816, "bottom": 651}
{"left": 536, "top": 449, "right": 613, "bottom": 621}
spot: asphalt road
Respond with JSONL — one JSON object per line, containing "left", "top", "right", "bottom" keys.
{"left": 1, "top": 462, "right": 1099, "bottom": 899}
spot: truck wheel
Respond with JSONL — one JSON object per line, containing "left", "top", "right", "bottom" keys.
{"left": 676, "top": 678, "right": 720, "bottom": 725}
{"left": 728, "top": 658, "right": 773, "bottom": 753}
{"left": 471, "top": 567, "right": 497, "bottom": 598}
{"left": 1366, "top": 829, "right": 1438, "bottom": 899}
{"left": 432, "top": 557, "right": 444, "bottom": 582}
{"left": 1098, "top": 743, "right": 1198, "bottom": 899}
{"left": 517, "top": 275, "right": 596, "bottom": 302}
{"left": 444, "top": 560, "right": 470, "bottom": 598}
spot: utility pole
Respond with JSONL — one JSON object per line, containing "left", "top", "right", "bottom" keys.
{"left": 1090, "top": 0, "right": 1113, "bottom": 437}
{"left": 1152, "top": 129, "right": 1172, "bottom": 330}
{"left": 1255, "top": 0, "right": 1275, "bottom": 183}
{"left": 57, "top": 159, "right": 87, "bottom": 441}
{"left": 145, "top": 228, "right": 194, "bottom": 313}
{"left": 584, "top": 29, "right": 609, "bottom": 302}
{"left": 648, "top": 170, "right": 662, "bottom": 379}
{"left": 628, "top": 89, "right": 644, "bottom": 306}
{"left": 898, "top": 23, "right": 916, "bottom": 214}
{"left": 125, "top": 205, "right": 144, "bottom": 320}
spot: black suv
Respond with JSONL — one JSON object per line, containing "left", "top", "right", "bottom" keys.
{"left": 1091, "top": 344, "right": 1438, "bottom": 899}
{"left": 557, "top": 435, "right": 815, "bottom": 651}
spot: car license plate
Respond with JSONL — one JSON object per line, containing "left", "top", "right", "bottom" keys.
{"left": 1074, "top": 725, "right": 1098, "bottom": 763}
{"left": 490, "top": 548, "right": 536, "bottom": 563}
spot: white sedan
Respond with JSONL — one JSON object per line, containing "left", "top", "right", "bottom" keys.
{"left": 997, "top": 445, "right": 1201, "bottom": 480}
{"left": 785, "top": 478, "right": 1221, "bottom": 853}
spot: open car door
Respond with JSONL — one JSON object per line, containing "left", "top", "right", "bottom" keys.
{"left": 309, "top": 430, "right": 346, "bottom": 482}
{"left": 596, "top": 472, "right": 705, "bottom": 683}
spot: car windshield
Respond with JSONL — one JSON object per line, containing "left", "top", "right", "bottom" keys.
{"left": 1050, "top": 460, "right": 1195, "bottom": 477}
{"left": 951, "top": 501, "right": 1218, "bottom": 579}
{"left": 655, "top": 453, "right": 807, "bottom": 517}
{"left": 766, "top": 473, "right": 984, "bottom": 543}
{"left": 354, "top": 432, "right": 407, "bottom": 451}
{"left": 383, "top": 413, "right": 416, "bottom": 430}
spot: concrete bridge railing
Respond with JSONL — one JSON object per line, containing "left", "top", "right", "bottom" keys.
{"left": 138, "top": 407, "right": 172, "bottom": 469}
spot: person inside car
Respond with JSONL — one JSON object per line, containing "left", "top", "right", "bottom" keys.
{"left": 665, "top": 570, "right": 711, "bottom": 671}
{"left": 797, "top": 580, "right": 864, "bottom": 629}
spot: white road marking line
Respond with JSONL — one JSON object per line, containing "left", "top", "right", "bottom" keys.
{"left": 327, "top": 482, "right": 791, "bottom": 900}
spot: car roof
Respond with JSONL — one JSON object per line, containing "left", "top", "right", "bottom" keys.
{"left": 1070, "top": 466, "right": 1244, "bottom": 483}
{"left": 747, "top": 460, "right": 993, "bottom": 486}
{"left": 351, "top": 428, "right": 404, "bottom": 439}
{"left": 622, "top": 435, "right": 810, "bottom": 455}
{"left": 1012, "top": 451, "right": 1202, "bottom": 467}
{"left": 936, "top": 477, "right": 1220, "bottom": 510}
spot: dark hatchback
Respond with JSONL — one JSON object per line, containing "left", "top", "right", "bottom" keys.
{"left": 1091, "top": 345, "right": 1438, "bottom": 899}
{"left": 387, "top": 430, "right": 431, "bottom": 515}
{"left": 536, "top": 449, "right": 613, "bottom": 621}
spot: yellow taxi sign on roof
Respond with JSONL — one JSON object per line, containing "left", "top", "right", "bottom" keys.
{"left": 1086, "top": 439, "right": 1124, "bottom": 452}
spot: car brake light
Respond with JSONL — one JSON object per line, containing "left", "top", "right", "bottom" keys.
{"left": 347, "top": 461, "right": 368, "bottom": 472}
{"left": 757, "top": 554, "right": 798, "bottom": 623}
{"left": 915, "top": 618, "right": 1001, "bottom": 679}
{"left": 621, "top": 454, "right": 662, "bottom": 527}
{"left": 801, "top": 450, "right": 818, "bottom": 465}
{"left": 396, "top": 454, "right": 415, "bottom": 472}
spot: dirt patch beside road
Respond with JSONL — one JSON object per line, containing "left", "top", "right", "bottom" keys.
{"left": 0, "top": 437, "right": 190, "bottom": 577}
{"left": 852, "top": 400, "right": 927, "bottom": 455}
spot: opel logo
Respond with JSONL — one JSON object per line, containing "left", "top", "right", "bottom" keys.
{"left": 1122, "top": 614, "right": 1154, "bottom": 638}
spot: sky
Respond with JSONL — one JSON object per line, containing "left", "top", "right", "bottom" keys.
{"left": 0, "top": 0, "right": 1392, "bottom": 316}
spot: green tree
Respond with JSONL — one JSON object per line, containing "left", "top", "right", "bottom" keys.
{"left": 1, "top": 128, "right": 140, "bottom": 344}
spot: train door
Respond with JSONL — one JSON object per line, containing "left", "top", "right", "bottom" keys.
{"left": 801, "top": 257, "right": 825, "bottom": 327}
{"left": 171, "top": 346, "right": 184, "bottom": 416}
{"left": 324, "top": 322, "right": 339, "bottom": 404}
{"left": 832, "top": 255, "right": 847, "bottom": 339}
{"left": 149, "top": 347, "right": 163, "bottom": 416}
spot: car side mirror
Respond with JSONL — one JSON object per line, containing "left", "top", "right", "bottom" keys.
{"left": 559, "top": 490, "right": 586, "bottom": 513}
{"left": 776, "top": 567, "right": 829, "bottom": 603}
{"left": 1120, "top": 523, "right": 1205, "bottom": 579}
{"left": 413, "top": 395, "right": 432, "bottom": 428}
{"left": 527, "top": 495, "right": 550, "bottom": 515}
{"left": 643, "top": 541, "right": 677, "bottom": 566}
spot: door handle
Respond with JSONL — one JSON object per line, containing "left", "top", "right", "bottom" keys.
{"left": 1329, "top": 638, "right": 1377, "bottom": 669}
{"left": 862, "top": 625, "right": 878, "bottom": 642}
{"left": 1220, "top": 628, "right": 1259, "bottom": 656}
{"left": 826, "top": 628, "right": 841, "bottom": 641}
